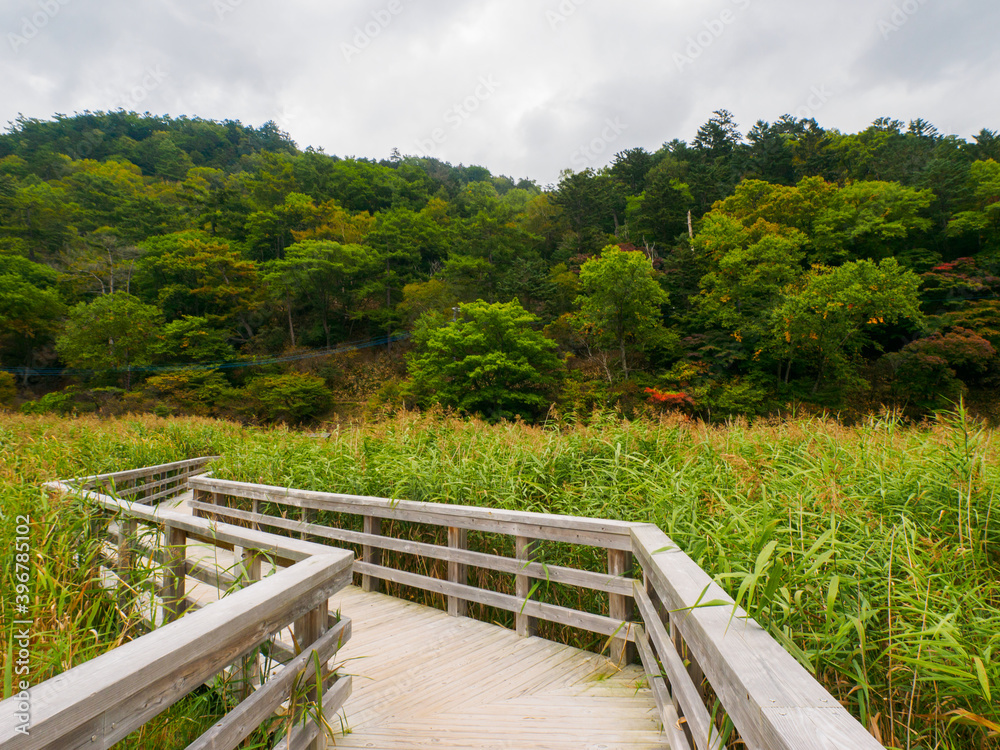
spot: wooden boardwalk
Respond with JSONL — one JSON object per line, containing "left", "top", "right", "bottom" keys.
{"left": 328, "top": 586, "right": 665, "bottom": 749}
{"left": 171, "top": 493, "right": 667, "bottom": 748}
{"left": 5, "top": 459, "right": 883, "bottom": 750}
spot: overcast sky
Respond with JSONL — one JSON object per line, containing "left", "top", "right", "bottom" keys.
{"left": 1, "top": 0, "right": 997, "bottom": 186}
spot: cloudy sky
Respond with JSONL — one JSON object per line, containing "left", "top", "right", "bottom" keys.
{"left": 1, "top": 0, "right": 997, "bottom": 186}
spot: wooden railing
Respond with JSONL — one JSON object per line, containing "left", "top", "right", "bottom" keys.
{"left": 188, "top": 474, "right": 639, "bottom": 662}
{"left": 3, "top": 458, "right": 885, "bottom": 750}
{"left": 189, "top": 470, "right": 886, "bottom": 750}
{"left": 71, "top": 456, "right": 217, "bottom": 505}
{"left": 631, "top": 525, "right": 884, "bottom": 750}
{"left": 0, "top": 464, "right": 355, "bottom": 750}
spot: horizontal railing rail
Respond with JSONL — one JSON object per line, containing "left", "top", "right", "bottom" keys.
{"left": 66, "top": 456, "right": 218, "bottom": 506}
{"left": 188, "top": 475, "right": 640, "bottom": 661}
{"left": 11, "top": 460, "right": 885, "bottom": 750}
{"left": 2, "top": 473, "right": 356, "bottom": 750}
{"left": 631, "top": 524, "right": 884, "bottom": 750}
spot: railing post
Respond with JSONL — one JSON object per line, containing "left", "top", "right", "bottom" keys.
{"left": 162, "top": 522, "right": 187, "bottom": 624}
{"left": 301, "top": 506, "right": 315, "bottom": 541}
{"left": 608, "top": 548, "right": 635, "bottom": 665}
{"left": 362, "top": 516, "right": 382, "bottom": 593}
{"left": 447, "top": 527, "right": 468, "bottom": 617}
{"left": 232, "top": 548, "right": 263, "bottom": 702}
{"left": 192, "top": 488, "right": 215, "bottom": 519}
{"left": 515, "top": 536, "right": 539, "bottom": 637}
{"left": 117, "top": 518, "right": 138, "bottom": 595}
{"left": 293, "top": 603, "right": 328, "bottom": 750}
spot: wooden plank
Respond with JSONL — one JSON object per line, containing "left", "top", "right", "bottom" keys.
{"left": 447, "top": 527, "right": 468, "bottom": 617}
{"left": 71, "top": 457, "right": 217, "bottom": 489}
{"left": 609, "top": 548, "right": 635, "bottom": 665}
{"left": 141, "top": 483, "right": 193, "bottom": 507}
{"left": 632, "top": 524, "right": 883, "bottom": 750}
{"left": 634, "top": 584, "right": 720, "bottom": 750}
{"left": 162, "top": 523, "right": 187, "bottom": 624}
{"left": 351, "top": 561, "right": 635, "bottom": 641}
{"left": 189, "top": 476, "right": 639, "bottom": 550}
{"left": 0, "top": 552, "right": 353, "bottom": 749}
{"left": 275, "top": 676, "right": 352, "bottom": 750}
{"left": 187, "top": 500, "right": 636, "bottom": 596}
{"left": 293, "top": 604, "right": 328, "bottom": 750}
{"left": 635, "top": 625, "right": 690, "bottom": 750}
{"left": 117, "top": 519, "right": 138, "bottom": 591}
{"left": 114, "top": 473, "right": 184, "bottom": 500}
{"left": 515, "top": 536, "right": 539, "bottom": 637}
{"left": 186, "top": 619, "right": 351, "bottom": 750}
{"left": 362, "top": 516, "right": 382, "bottom": 593}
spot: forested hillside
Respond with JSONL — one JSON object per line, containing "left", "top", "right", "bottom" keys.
{"left": 1, "top": 110, "right": 998, "bottom": 423}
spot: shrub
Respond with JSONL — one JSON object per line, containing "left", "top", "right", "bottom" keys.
{"left": 142, "top": 370, "right": 240, "bottom": 416}
{"left": 242, "top": 372, "right": 331, "bottom": 425}
{"left": 0, "top": 371, "right": 15, "bottom": 407}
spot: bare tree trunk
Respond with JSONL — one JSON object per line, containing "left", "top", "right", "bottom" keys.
{"left": 286, "top": 302, "right": 296, "bottom": 348}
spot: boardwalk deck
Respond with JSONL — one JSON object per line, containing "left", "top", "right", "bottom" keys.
{"left": 328, "top": 586, "right": 665, "bottom": 749}
{"left": 13, "top": 461, "right": 882, "bottom": 750}
{"left": 168, "top": 492, "right": 668, "bottom": 748}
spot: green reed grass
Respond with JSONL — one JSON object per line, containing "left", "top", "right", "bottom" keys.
{"left": 1, "top": 410, "right": 998, "bottom": 748}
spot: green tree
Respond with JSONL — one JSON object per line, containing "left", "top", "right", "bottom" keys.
{"left": 0, "top": 254, "right": 65, "bottom": 367}
{"left": 575, "top": 246, "right": 670, "bottom": 378}
{"left": 771, "top": 258, "right": 923, "bottom": 393}
{"left": 135, "top": 231, "right": 260, "bottom": 338}
{"left": 948, "top": 160, "right": 1000, "bottom": 253}
{"left": 56, "top": 293, "right": 164, "bottom": 388}
{"left": 408, "top": 300, "right": 563, "bottom": 421}
{"left": 242, "top": 372, "right": 331, "bottom": 425}
{"left": 263, "top": 240, "right": 368, "bottom": 348}
{"left": 148, "top": 316, "right": 237, "bottom": 365}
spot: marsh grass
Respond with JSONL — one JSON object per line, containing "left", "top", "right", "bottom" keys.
{"left": 2, "top": 409, "right": 998, "bottom": 748}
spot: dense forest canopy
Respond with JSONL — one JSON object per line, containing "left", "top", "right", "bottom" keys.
{"left": 1, "top": 109, "right": 998, "bottom": 422}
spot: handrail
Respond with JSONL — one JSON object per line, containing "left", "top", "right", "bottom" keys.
{"left": 66, "top": 457, "right": 218, "bottom": 507}
{"left": 2, "top": 467, "right": 356, "bottom": 750}
{"left": 0, "top": 548, "right": 353, "bottom": 750}
{"left": 11, "top": 460, "right": 885, "bottom": 750}
{"left": 188, "top": 475, "right": 639, "bottom": 548}
{"left": 188, "top": 474, "right": 640, "bottom": 660}
{"left": 631, "top": 524, "right": 884, "bottom": 750}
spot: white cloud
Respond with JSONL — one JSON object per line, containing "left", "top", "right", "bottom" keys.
{"left": 1, "top": 0, "right": 997, "bottom": 184}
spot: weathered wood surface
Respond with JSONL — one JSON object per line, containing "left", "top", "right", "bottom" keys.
{"left": 0, "top": 551, "right": 353, "bottom": 750}
{"left": 186, "top": 499, "right": 636, "bottom": 595}
{"left": 352, "top": 560, "right": 635, "bottom": 641}
{"left": 633, "top": 584, "right": 722, "bottom": 750}
{"left": 186, "top": 619, "right": 351, "bottom": 750}
{"left": 635, "top": 625, "right": 692, "bottom": 750}
{"left": 631, "top": 524, "right": 884, "bottom": 750}
{"left": 68, "top": 457, "right": 216, "bottom": 491}
{"left": 326, "top": 585, "right": 666, "bottom": 749}
{"left": 189, "top": 475, "right": 640, "bottom": 549}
